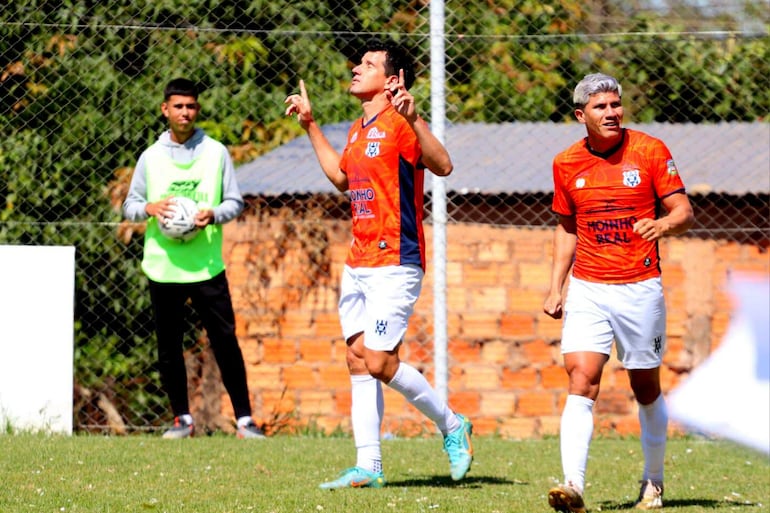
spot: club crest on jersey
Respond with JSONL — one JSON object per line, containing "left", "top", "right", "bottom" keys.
{"left": 366, "top": 142, "right": 380, "bottom": 158}
{"left": 623, "top": 169, "right": 641, "bottom": 187}
{"left": 375, "top": 319, "right": 388, "bottom": 336}
{"left": 366, "top": 127, "right": 387, "bottom": 139}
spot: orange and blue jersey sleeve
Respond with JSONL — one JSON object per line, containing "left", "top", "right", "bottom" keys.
{"left": 338, "top": 122, "right": 360, "bottom": 176}
{"left": 551, "top": 147, "right": 578, "bottom": 216}
{"left": 643, "top": 137, "right": 687, "bottom": 199}
{"left": 395, "top": 115, "right": 421, "bottom": 167}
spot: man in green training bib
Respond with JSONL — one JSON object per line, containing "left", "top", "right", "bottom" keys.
{"left": 123, "top": 77, "right": 263, "bottom": 439}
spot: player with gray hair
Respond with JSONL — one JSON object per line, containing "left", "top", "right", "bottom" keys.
{"left": 544, "top": 73, "right": 694, "bottom": 512}
{"left": 573, "top": 73, "right": 623, "bottom": 108}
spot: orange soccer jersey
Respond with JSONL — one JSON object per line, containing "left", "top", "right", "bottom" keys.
{"left": 552, "top": 128, "right": 686, "bottom": 284}
{"left": 339, "top": 105, "right": 426, "bottom": 269}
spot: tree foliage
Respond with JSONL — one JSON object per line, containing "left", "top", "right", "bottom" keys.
{"left": 0, "top": 0, "right": 767, "bottom": 429}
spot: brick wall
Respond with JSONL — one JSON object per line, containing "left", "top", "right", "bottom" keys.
{"left": 220, "top": 217, "right": 769, "bottom": 438}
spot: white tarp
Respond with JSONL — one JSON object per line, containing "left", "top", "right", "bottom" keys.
{"left": 0, "top": 245, "right": 75, "bottom": 434}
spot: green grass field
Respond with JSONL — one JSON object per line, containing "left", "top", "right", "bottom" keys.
{"left": 1, "top": 434, "right": 767, "bottom": 513}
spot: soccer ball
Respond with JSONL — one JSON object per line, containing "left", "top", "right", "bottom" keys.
{"left": 158, "top": 196, "right": 200, "bottom": 241}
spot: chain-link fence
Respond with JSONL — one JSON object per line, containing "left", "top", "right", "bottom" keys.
{"left": 1, "top": 1, "right": 768, "bottom": 434}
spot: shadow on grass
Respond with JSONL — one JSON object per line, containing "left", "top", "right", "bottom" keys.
{"left": 596, "top": 498, "right": 754, "bottom": 510}
{"left": 387, "top": 475, "right": 524, "bottom": 488}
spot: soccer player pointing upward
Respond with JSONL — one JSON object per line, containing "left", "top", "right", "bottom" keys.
{"left": 544, "top": 73, "right": 694, "bottom": 512}
{"left": 285, "top": 39, "right": 473, "bottom": 489}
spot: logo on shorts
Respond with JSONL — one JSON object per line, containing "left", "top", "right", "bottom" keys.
{"left": 375, "top": 319, "right": 388, "bottom": 336}
{"left": 653, "top": 335, "right": 662, "bottom": 354}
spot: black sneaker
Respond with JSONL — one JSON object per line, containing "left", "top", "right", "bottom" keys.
{"left": 162, "top": 416, "right": 194, "bottom": 439}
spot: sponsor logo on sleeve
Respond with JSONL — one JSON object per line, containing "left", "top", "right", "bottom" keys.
{"left": 666, "top": 159, "right": 679, "bottom": 175}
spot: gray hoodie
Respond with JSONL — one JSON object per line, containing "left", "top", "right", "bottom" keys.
{"left": 122, "top": 128, "right": 244, "bottom": 224}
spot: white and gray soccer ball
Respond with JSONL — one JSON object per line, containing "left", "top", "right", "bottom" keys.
{"left": 158, "top": 196, "right": 200, "bottom": 241}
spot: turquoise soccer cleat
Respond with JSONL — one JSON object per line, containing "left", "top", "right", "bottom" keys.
{"left": 319, "top": 466, "right": 386, "bottom": 490}
{"left": 443, "top": 413, "right": 474, "bottom": 481}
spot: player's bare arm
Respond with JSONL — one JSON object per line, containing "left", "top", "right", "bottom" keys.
{"left": 284, "top": 79, "right": 348, "bottom": 192}
{"left": 387, "top": 70, "right": 453, "bottom": 177}
{"left": 633, "top": 192, "right": 694, "bottom": 241}
{"left": 412, "top": 117, "right": 453, "bottom": 177}
{"left": 544, "top": 215, "right": 577, "bottom": 319}
{"left": 387, "top": 69, "right": 417, "bottom": 122}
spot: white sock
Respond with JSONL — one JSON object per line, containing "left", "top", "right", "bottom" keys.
{"left": 236, "top": 416, "right": 253, "bottom": 428}
{"left": 639, "top": 393, "right": 667, "bottom": 482}
{"left": 351, "top": 374, "right": 383, "bottom": 473}
{"left": 386, "top": 363, "right": 459, "bottom": 434}
{"left": 180, "top": 413, "right": 194, "bottom": 425}
{"left": 560, "top": 394, "right": 595, "bottom": 492}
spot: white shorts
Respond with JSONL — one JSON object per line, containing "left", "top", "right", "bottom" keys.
{"left": 560, "top": 276, "right": 666, "bottom": 369}
{"left": 338, "top": 264, "right": 423, "bottom": 351}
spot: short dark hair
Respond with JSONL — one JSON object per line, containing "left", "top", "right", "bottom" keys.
{"left": 363, "top": 38, "right": 416, "bottom": 90}
{"left": 164, "top": 78, "right": 199, "bottom": 100}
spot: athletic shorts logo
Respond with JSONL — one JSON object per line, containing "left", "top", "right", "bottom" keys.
{"left": 375, "top": 319, "right": 388, "bottom": 336}
{"left": 653, "top": 335, "right": 662, "bottom": 354}
{"left": 366, "top": 142, "right": 380, "bottom": 158}
{"left": 623, "top": 169, "right": 641, "bottom": 187}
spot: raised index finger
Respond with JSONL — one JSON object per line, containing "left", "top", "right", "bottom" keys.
{"left": 299, "top": 79, "right": 309, "bottom": 102}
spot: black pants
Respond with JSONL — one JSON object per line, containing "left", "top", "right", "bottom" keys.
{"left": 148, "top": 271, "right": 252, "bottom": 420}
